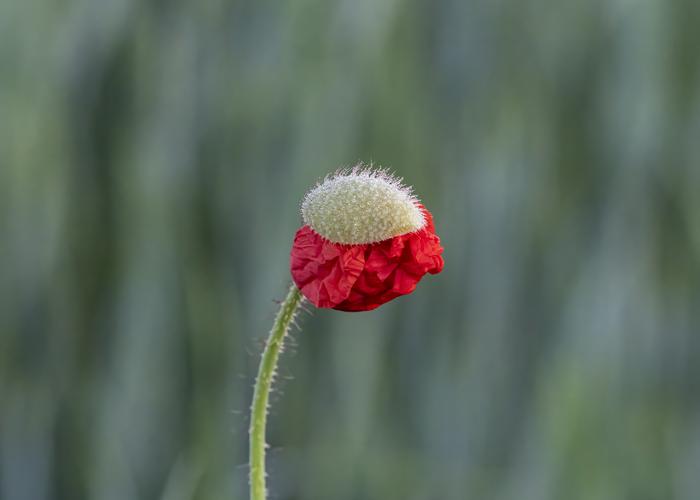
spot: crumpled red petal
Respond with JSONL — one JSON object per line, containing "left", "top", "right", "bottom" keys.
{"left": 290, "top": 206, "right": 444, "bottom": 311}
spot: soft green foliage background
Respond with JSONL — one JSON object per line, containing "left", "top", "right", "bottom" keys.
{"left": 2, "top": 0, "right": 700, "bottom": 499}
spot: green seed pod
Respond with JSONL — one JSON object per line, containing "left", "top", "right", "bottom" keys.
{"left": 301, "top": 166, "right": 425, "bottom": 244}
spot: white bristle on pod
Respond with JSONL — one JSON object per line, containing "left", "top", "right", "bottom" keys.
{"left": 301, "top": 165, "right": 426, "bottom": 244}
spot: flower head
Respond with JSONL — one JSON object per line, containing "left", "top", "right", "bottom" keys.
{"left": 290, "top": 166, "right": 444, "bottom": 311}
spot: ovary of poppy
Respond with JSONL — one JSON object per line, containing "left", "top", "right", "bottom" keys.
{"left": 290, "top": 167, "right": 444, "bottom": 311}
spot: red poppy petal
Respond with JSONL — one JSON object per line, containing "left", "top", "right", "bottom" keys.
{"left": 333, "top": 215, "right": 444, "bottom": 311}
{"left": 290, "top": 226, "right": 366, "bottom": 308}
{"left": 290, "top": 205, "right": 444, "bottom": 312}
{"left": 364, "top": 245, "right": 399, "bottom": 280}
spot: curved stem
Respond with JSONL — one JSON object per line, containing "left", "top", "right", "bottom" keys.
{"left": 249, "top": 284, "right": 303, "bottom": 500}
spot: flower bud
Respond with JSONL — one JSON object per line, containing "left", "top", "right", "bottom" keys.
{"left": 291, "top": 165, "right": 444, "bottom": 311}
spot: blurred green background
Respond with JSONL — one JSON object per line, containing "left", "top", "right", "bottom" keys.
{"left": 2, "top": 0, "right": 700, "bottom": 499}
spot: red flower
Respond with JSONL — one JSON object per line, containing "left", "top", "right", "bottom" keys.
{"left": 290, "top": 206, "right": 444, "bottom": 311}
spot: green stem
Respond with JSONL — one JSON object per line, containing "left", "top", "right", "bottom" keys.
{"left": 249, "top": 284, "right": 303, "bottom": 500}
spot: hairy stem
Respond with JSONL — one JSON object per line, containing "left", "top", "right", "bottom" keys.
{"left": 249, "top": 284, "right": 303, "bottom": 500}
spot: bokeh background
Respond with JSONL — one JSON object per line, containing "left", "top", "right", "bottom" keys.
{"left": 2, "top": 0, "right": 700, "bottom": 499}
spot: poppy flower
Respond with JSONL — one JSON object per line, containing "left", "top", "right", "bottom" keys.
{"left": 290, "top": 167, "right": 444, "bottom": 311}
